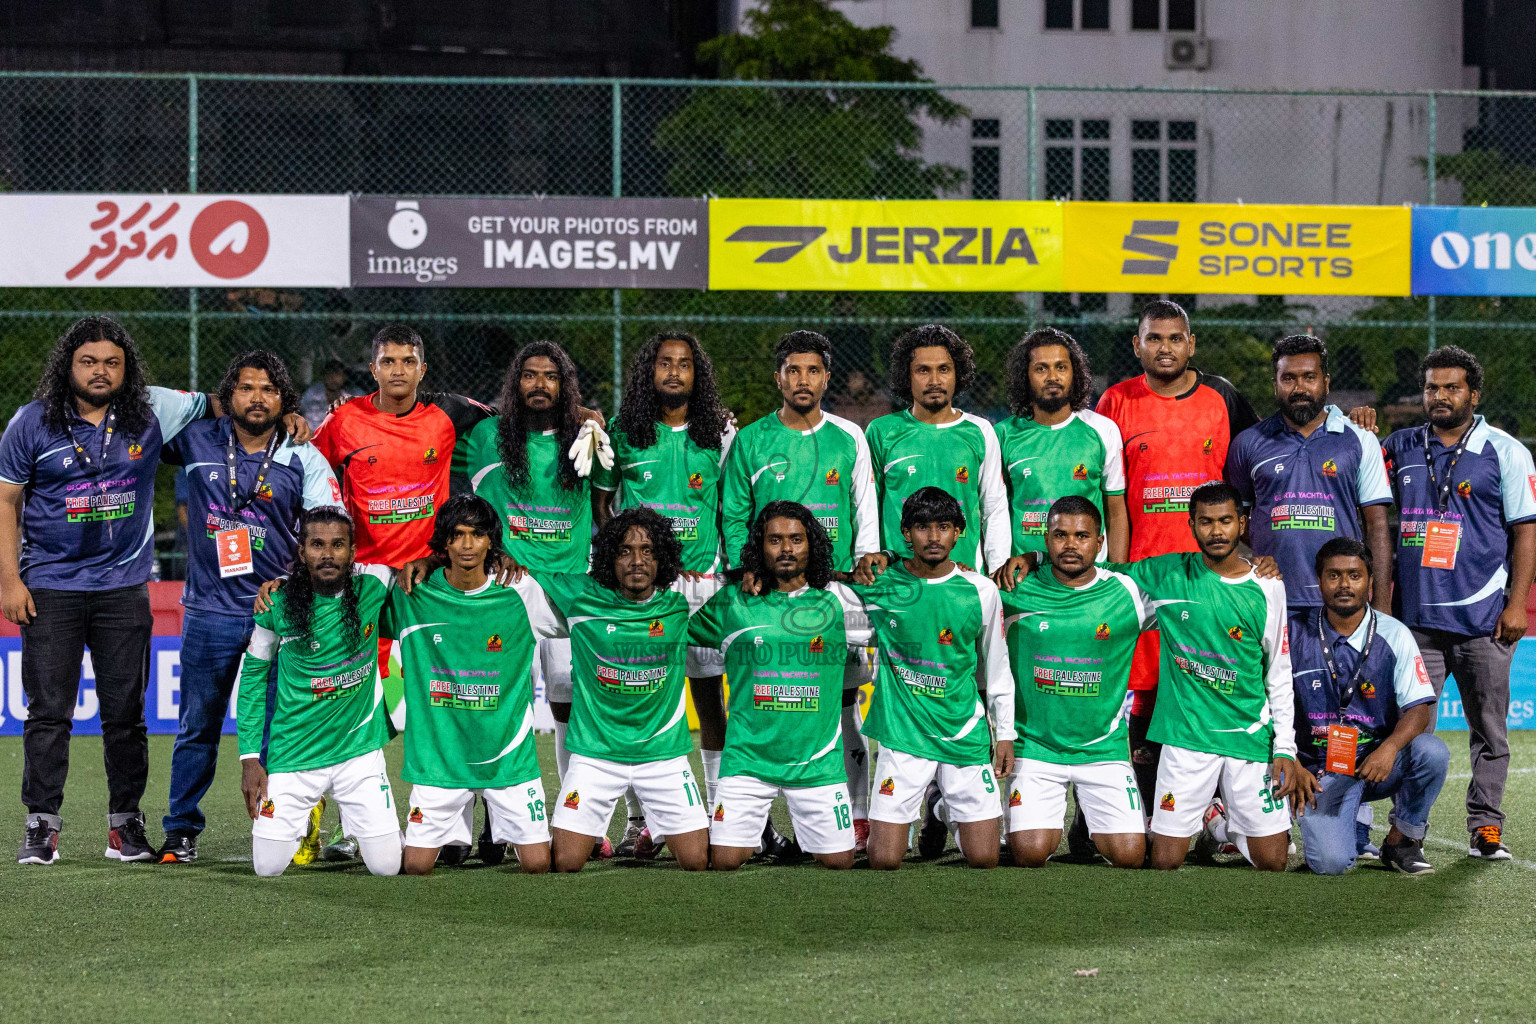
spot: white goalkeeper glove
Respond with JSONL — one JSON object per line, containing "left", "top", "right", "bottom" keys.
{"left": 567, "top": 418, "right": 614, "bottom": 479}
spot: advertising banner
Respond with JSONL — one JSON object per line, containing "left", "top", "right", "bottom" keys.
{"left": 351, "top": 196, "right": 708, "bottom": 288}
{"left": 1063, "top": 202, "right": 1411, "bottom": 296}
{"left": 0, "top": 194, "right": 349, "bottom": 287}
{"left": 709, "top": 198, "right": 1064, "bottom": 291}
{"left": 1411, "top": 205, "right": 1536, "bottom": 296}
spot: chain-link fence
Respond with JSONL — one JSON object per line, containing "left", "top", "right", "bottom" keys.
{"left": 2, "top": 73, "right": 1535, "bottom": 456}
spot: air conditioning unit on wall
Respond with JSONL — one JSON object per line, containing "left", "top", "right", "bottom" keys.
{"left": 1165, "top": 34, "right": 1212, "bottom": 71}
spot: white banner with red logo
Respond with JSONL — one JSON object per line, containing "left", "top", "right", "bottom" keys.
{"left": 0, "top": 194, "right": 349, "bottom": 287}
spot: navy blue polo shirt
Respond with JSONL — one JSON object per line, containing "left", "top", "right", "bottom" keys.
{"left": 163, "top": 417, "right": 340, "bottom": 617}
{"left": 1226, "top": 405, "right": 1391, "bottom": 607}
{"left": 1287, "top": 607, "right": 1435, "bottom": 774}
{"left": 1383, "top": 416, "right": 1536, "bottom": 636}
{"left": 0, "top": 387, "right": 205, "bottom": 591}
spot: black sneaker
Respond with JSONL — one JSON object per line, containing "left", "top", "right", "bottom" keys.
{"left": 1381, "top": 838, "right": 1434, "bottom": 875}
{"left": 477, "top": 813, "right": 506, "bottom": 866}
{"left": 757, "top": 820, "right": 801, "bottom": 861}
{"left": 17, "top": 814, "right": 60, "bottom": 865}
{"left": 916, "top": 781, "right": 948, "bottom": 860}
{"left": 157, "top": 830, "right": 198, "bottom": 864}
{"left": 615, "top": 817, "right": 646, "bottom": 858}
{"left": 436, "top": 842, "right": 472, "bottom": 867}
{"left": 106, "top": 816, "right": 155, "bottom": 862}
{"left": 1470, "top": 825, "right": 1513, "bottom": 861}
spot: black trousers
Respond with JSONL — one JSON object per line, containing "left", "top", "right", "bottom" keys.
{"left": 20, "top": 585, "right": 153, "bottom": 818}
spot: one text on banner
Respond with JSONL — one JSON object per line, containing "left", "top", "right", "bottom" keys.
{"left": 1411, "top": 206, "right": 1536, "bottom": 296}
{"left": 1063, "top": 202, "right": 1411, "bottom": 296}
{"left": 708, "top": 198, "right": 1064, "bottom": 291}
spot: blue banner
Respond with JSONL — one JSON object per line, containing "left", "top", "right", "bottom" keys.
{"left": 1412, "top": 206, "right": 1536, "bottom": 296}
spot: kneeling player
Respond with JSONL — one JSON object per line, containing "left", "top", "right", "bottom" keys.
{"left": 999, "top": 496, "right": 1154, "bottom": 869}
{"left": 539, "top": 508, "right": 719, "bottom": 872}
{"left": 849, "top": 488, "right": 1015, "bottom": 870}
{"left": 691, "top": 502, "right": 859, "bottom": 870}
{"left": 384, "top": 495, "right": 561, "bottom": 875}
{"left": 238, "top": 507, "right": 402, "bottom": 876}
{"left": 1127, "top": 482, "right": 1300, "bottom": 871}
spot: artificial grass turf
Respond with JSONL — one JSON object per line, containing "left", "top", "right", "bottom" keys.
{"left": 1, "top": 732, "right": 1534, "bottom": 1023}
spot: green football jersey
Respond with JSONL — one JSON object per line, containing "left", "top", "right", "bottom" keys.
{"left": 995, "top": 409, "right": 1125, "bottom": 558}
{"left": 843, "top": 562, "right": 1014, "bottom": 766}
{"left": 592, "top": 422, "right": 730, "bottom": 573}
{"left": 1001, "top": 566, "right": 1153, "bottom": 764}
{"left": 539, "top": 572, "right": 719, "bottom": 764}
{"left": 380, "top": 570, "right": 563, "bottom": 789}
{"left": 1120, "top": 553, "right": 1295, "bottom": 763}
{"left": 864, "top": 409, "right": 1009, "bottom": 572}
{"left": 720, "top": 410, "right": 876, "bottom": 572}
{"left": 466, "top": 416, "right": 591, "bottom": 572}
{"left": 236, "top": 565, "right": 394, "bottom": 774}
{"left": 687, "top": 583, "right": 850, "bottom": 788}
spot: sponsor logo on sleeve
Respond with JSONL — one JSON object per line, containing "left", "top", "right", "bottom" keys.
{"left": 879, "top": 777, "right": 895, "bottom": 797}
{"left": 1160, "top": 792, "right": 1175, "bottom": 812}
{"left": 259, "top": 799, "right": 274, "bottom": 818}
{"left": 563, "top": 791, "right": 580, "bottom": 810}
{"left": 409, "top": 807, "right": 423, "bottom": 823}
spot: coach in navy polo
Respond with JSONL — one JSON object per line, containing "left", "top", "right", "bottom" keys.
{"left": 1226, "top": 335, "right": 1393, "bottom": 611}
{"left": 1383, "top": 345, "right": 1536, "bottom": 862}
{"left": 155, "top": 351, "right": 338, "bottom": 864}
{"left": 1289, "top": 538, "right": 1447, "bottom": 876}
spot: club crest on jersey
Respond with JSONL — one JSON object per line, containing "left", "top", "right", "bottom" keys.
{"left": 1095, "top": 622, "right": 1111, "bottom": 640}
{"left": 409, "top": 807, "right": 423, "bottom": 824}
{"left": 1320, "top": 459, "right": 1339, "bottom": 478}
{"left": 486, "top": 634, "right": 502, "bottom": 653}
{"left": 563, "top": 791, "right": 580, "bottom": 810}
{"left": 825, "top": 468, "right": 840, "bottom": 486}
{"left": 1227, "top": 626, "right": 1244, "bottom": 642}
{"left": 1008, "top": 789, "right": 1022, "bottom": 808}
{"left": 648, "top": 619, "right": 665, "bottom": 637}
{"left": 955, "top": 466, "right": 970, "bottom": 484}
{"left": 1072, "top": 463, "right": 1088, "bottom": 481}
{"left": 938, "top": 627, "right": 954, "bottom": 645}
{"left": 259, "top": 799, "right": 274, "bottom": 818}
{"left": 127, "top": 442, "right": 143, "bottom": 460}
{"left": 364, "top": 623, "right": 375, "bottom": 640}
{"left": 879, "top": 777, "right": 895, "bottom": 797}
{"left": 713, "top": 804, "right": 725, "bottom": 822}
{"left": 1457, "top": 479, "right": 1472, "bottom": 498}
{"left": 256, "top": 482, "right": 274, "bottom": 502}
{"left": 809, "top": 635, "right": 824, "bottom": 654}
{"left": 1360, "top": 680, "right": 1377, "bottom": 698}
{"left": 423, "top": 447, "right": 438, "bottom": 465}
{"left": 1160, "top": 792, "right": 1175, "bottom": 812}
{"left": 687, "top": 472, "right": 703, "bottom": 490}
{"left": 1202, "top": 438, "right": 1213, "bottom": 453}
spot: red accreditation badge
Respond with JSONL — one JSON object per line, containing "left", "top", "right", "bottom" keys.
{"left": 1325, "top": 724, "right": 1359, "bottom": 775}
{"left": 1420, "top": 520, "right": 1461, "bottom": 570}
{"left": 216, "top": 527, "right": 254, "bottom": 578}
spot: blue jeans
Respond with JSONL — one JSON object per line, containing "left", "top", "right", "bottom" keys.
{"left": 162, "top": 610, "right": 254, "bottom": 835}
{"left": 1298, "top": 733, "right": 1450, "bottom": 876}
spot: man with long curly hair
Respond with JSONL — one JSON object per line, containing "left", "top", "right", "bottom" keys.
{"left": 593, "top": 331, "right": 734, "bottom": 858}
{"left": 236, "top": 506, "right": 402, "bottom": 877}
{"left": 463, "top": 339, "right": 612, "bottom": 852}
{"left": 691, "top": 502, "right": 861, "bottom": 870}
{"left": 156, "top": 350, "right": 340, "bottom": 865}
{"left": 863, "top": 324, "right": 1009, "bottom": 574}
{"left": 539, "top": 508, "right": 720, "bottom": 872}
{"left": 995, "top": 327, "right": 1128, "bottom": 563}
{"left": 1, "top": 316, "right": 305, "bottom": 867}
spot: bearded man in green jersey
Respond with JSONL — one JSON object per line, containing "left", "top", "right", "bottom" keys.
{"left": 594, "top": 331, "right": 734, "bottom": 858}
{"left": 848, "top": 487, "right": 1016, "bottom": 870}
{"left": 692, "top": 501, "right": 860, "bottom": 870}
{"left": 1124, "top": 481, "right": 1300, "bottom": 872}
{"left": 721, "top": 329, "right": 880, "bottom": 848}
{"left": 537, "top": 508, "right": 718, "bottom": 872}
{"left": 238, "top": 507, "right": 402, "bottom": 877}
{"left": 1000, "top": 496, "right": 1153, "bottom": 869}
{"left": 383, "top": 495, "right": 561, "bottom": 876}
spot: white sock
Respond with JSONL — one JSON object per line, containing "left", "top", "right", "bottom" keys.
{"left": 841, "top": 704, "right": 871, "bottom": 819}
{"left": 702, "top": 749, "right": 722, "bottom": 809}
{"left": 252, "top": 837, "right": 300, "bottom": 877}
{"left": 1205, "top": 807, "right": 1232, "bottom": 847}
{"left": 553, "top": 720, "right": 570, "bottom": 781}
{"left": 358, "top": 833, "right": 403, "bottom": 876}
{"left": 624, "top": 787, "right": 644, "bottom": 825}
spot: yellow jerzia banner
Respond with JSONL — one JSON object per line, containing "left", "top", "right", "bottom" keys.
{"left": 1063, "top": 202, "right": 1411, "bottom": 296}
{"left": 709, "top": 198, "right": 1065, "bottom": 291}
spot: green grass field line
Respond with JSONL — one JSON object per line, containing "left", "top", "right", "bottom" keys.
{"left": 1, "top": 731, "right": 1533, "bottom": 1023}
